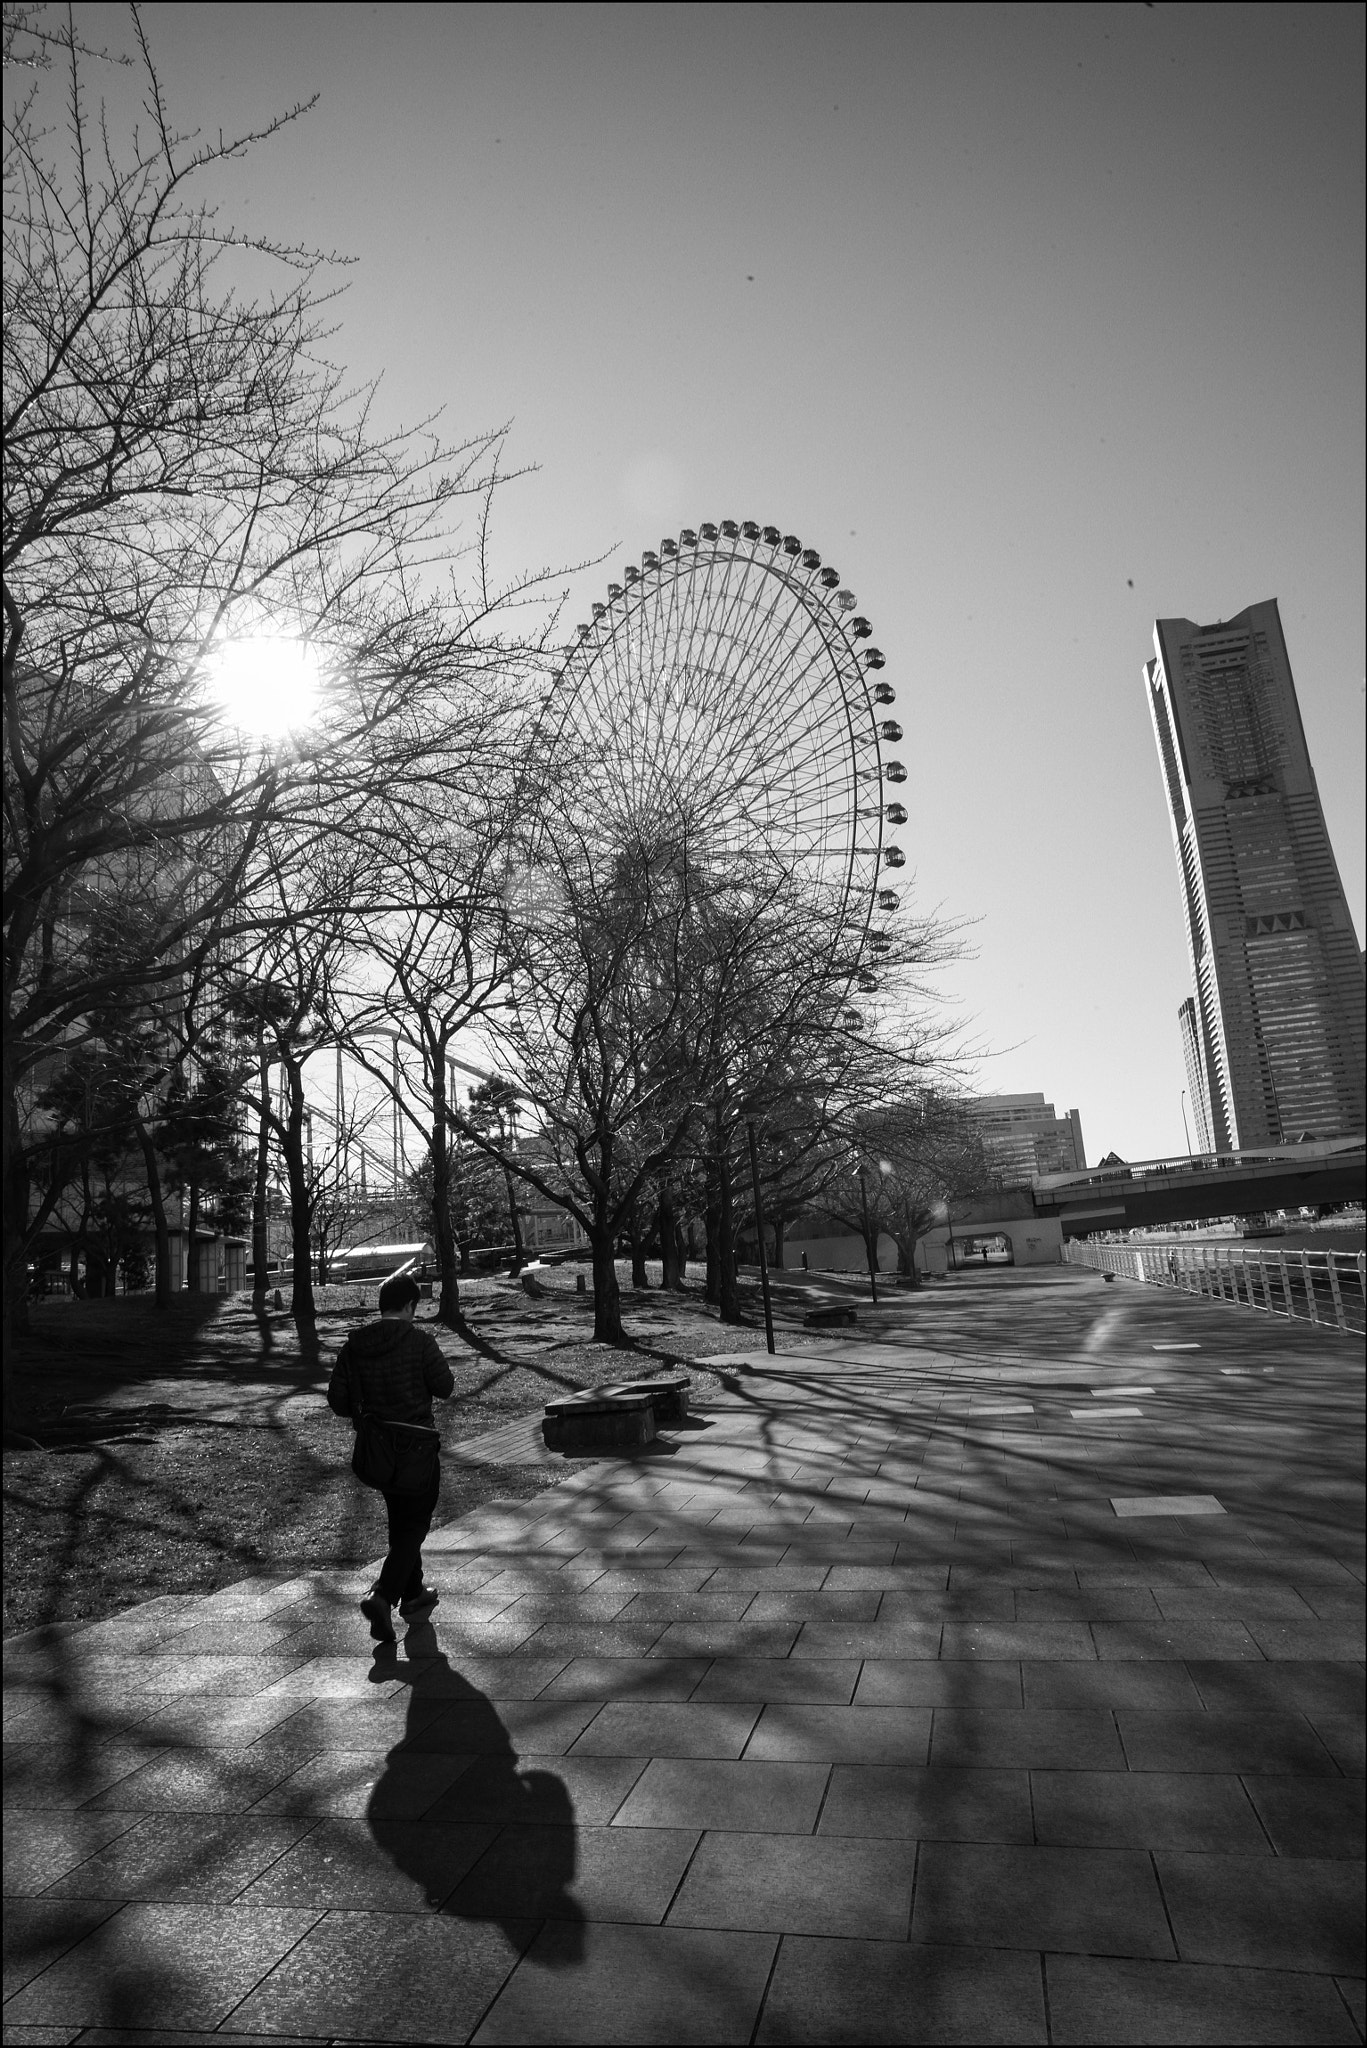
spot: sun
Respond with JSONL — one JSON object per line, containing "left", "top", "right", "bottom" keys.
{"left": 206, "top": 635, "right": 322, "bottom": 739}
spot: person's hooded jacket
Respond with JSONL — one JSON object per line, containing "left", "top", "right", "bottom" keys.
{"left": 327, "top": 1318, "right": 454, "bottom": 1431}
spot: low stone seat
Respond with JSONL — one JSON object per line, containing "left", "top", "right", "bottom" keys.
{"left": 804, "top": 1304, "right": 858, "bottom": 1328}
{"left": 601, "top": 1373, "right": 691, "bottom": 1425}
{"left": 542, "top": 1387, "right": 657, "bottom": 1453}
{"left": 541, "top": 1373, "right": 692, "bottom": 1452}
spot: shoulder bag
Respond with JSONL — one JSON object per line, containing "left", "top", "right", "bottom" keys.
{"left": 342, "top": 1347, "right": 440, "bottom": 1495}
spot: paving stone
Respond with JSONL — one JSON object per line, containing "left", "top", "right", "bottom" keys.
{"left": 930, "top": 1709, "right": 1125, "bottom": 1770}
{"left": 1247, "top": 1620, "right": 1367, "bottom": 1660}
{"left": 1310, "top": 1718, "right": 1365, "bottom": 1774}
{"left": 537, "top": 1656, "right": 712, "bottom": 1701}
{"left": 449, "top": 1821, "right": 698, "bottom": 1924}
{"left": 745, "top": 1703, "right": 931, "bottom": 1765}
{"left": 427, "top": 1752, "right": 645, "bottom": 1826}
{"left": 703, "top": 1566, "right": 832, "bottom": 1591}
{"left": 570, "top": 1701, "right": 760, "bottom": 1759}
{"left": 646, "top": 1622, "right": 802, "bottom": 1658}
{"left": 2, "top": 1901, "right": 321, "bottom": 2030}
{"left": 39, "top": 1814, "right": 311, "bottom": 1902}
{"left": 1019, "top": 1661, "right": 1202, "bottom": 1709}
{"left": 228, "top": 1905, "right": 531, "bottom": 2041}
{"left": 1, "top": 1899, "right": 119, "bottom": 1999}
{"left": 1245, "top": 1774, "right": 1367, "bottom": 1857}
{"left": 854, "top": 1660, "right": 1023, "bottom": 1708}
{"left": 3, "top": 1812, "right": 140, "bottom": 1896}
{"left": 84, "top": 1747, "right": 300, "bottom": 1814}
{"left": 755, "top": 1934, "right": 1047, "bottom": 2044}
{"left": 1014, "top": 1587, "right": 1160, "bottom": 1620}
{"left": 126, "top": 1696, "right": 315, "bottom": 1749}
{"left": 1031, "top": 1769, "right": 1268, "bottom": 1850}
{"left": 818, "top": 1763, "right": 1032, "bottom": 1843}
{"left": 2, "top": 1744, "right": 154, "bottom": 1811}
{"left": 791, "top": 1622, "right": 943, "bottom": 1659}
{"left": 401, "top": 1698, "right": 598, "bottom": 1757}
{"left": 254, "top": 1748, "right": 472, "bottom": 1818}
{"left": 1116, "top": 1710, "right": 1340, "bottom": 1775}
{"left": 692, "top": 1659, "right": 859, "bottom": 1705}
{"left": 1046, "top": 1954, "right": 1362, "bottom": 2044}
{"left": 1150, "top": 1587, "right": 1316, "bottom": 1620}
{"left": 1092, "top": 1621, "right": 1262, "bottom": 1660}
{"left": 1184, "top": 1661, "right": 1365, "bottom": 1716}
{"left": 238, "top": 1816, "right": 495, "bottom": 1909}
{"left": 1157, "top": 1851, "right": 1365, "bottom": 1973}
{"left": 612, "top": 1758, "right": 829, "bottom": 1833}
{"left": 912, "top": 1841, "right": 1174, "bottom": 1957}
{"left": 473, "top": 1921, "right": 777, "bottom": 2044}
{"left": 939, "top": 1622, "right": 1096, "bottom": 1660}
{"left": 403, "top": 1654, "right": 574, "bottom": 1700}
{"left": 669, "top": 1830, "right": 916, "bottom": 1938}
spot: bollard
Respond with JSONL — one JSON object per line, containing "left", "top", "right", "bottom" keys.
{"left": 576, "top": 1274, "right": 587, "bottom": 1294}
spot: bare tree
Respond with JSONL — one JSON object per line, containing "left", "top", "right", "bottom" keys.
{"left": 1, "top": 5, "right": 520, "bottom": 1395}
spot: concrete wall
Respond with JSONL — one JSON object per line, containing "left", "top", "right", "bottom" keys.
{"left": 917, "top": 1216, "right": 1064, "bottom": 1273}
{"left": 784, "top": 1232, "right": 899, "bottom": 1274}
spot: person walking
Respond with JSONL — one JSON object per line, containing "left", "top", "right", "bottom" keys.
{"left": 327, "top": 1272, "right": 454, "bottom": 1643}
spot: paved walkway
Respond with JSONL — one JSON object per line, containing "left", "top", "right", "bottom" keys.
{"left": 4, "top": 1267, "right": 1364, "bottom": 2044}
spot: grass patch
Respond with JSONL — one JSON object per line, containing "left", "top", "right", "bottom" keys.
{"left": 2, "top": 1264, "right": 799, "bottom": 1638}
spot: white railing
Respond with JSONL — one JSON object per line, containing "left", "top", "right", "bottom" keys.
{"left": 1063, "top": 1239, "right": 1366, "bottom": 1337}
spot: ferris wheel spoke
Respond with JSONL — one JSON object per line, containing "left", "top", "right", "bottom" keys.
{"left": 535, "top": 528, "right": 892, "bottom": 991}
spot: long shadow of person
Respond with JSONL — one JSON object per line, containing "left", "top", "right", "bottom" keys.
{"left": 365, "top": 1623, "right": 585, "bottom": 1964}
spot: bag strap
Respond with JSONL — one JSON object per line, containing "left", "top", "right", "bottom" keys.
{"left": 341, "top": 1341, "right": 366, "bottom": 1423}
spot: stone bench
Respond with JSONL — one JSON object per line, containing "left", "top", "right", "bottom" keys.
{"left": 542, "top": 1374, "right": 691, "bottom": 1453}
{"left": 804, "top": 1304, "right": 859, "bottom": 1328}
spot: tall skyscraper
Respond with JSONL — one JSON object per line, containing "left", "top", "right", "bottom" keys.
{"left": 1146, "top": 601, "right": 1365, "bottom": 1150}
{"left": 1177, "top": 997, "right": 1216, "bottom": 1153}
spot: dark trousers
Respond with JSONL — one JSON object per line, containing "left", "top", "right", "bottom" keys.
{"left": 375, "top": 1467, "right": 441, "bottom": 1604}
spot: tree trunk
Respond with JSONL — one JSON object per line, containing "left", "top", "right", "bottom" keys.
{"left": 590, "top": 1224, "right": 625, "bottom": 1344}
{"left": 658, "top": 1184, "right": 684, "bottom": 1292}
{"left": 502, "top": 1164, "right": 524, "bottom": 1270}
{"left": 718, "top": 1149, "right": 741, "bottom": 1325}
{"left": 2, "top": 1072, "right": 34, "bottom": 1375}
{"left": 703, "top": 1158, "right": 721, "bottom": 1306}
{"left": 133, "top": 1113, "right": 173, "bottom": 1310}
{"left": 280, "top": 1061, "right": 316, "bottom": 1340}
{"left": 430, "top": 1084, "right": 461, "bottom": 1329}
{"left": 628, "top": 1195, "right": 649, "bottom": 1290}
{"left": 186, "top": 1172, "right": 201, "bottom": 1291}
{"left": 251, "top": 1054, "right": 271, "bottom": 1310}
{"left": 772, "top": 1215, "right": 785, "bottom": 1270}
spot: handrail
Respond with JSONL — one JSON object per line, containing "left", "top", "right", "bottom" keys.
{"left": 1063, "top": 1239, "right": 1366, "bottom": 1337}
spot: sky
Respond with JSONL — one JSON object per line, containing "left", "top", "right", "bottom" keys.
{"left": 76, "top": 2, "right": 1367, "bottom": 1161}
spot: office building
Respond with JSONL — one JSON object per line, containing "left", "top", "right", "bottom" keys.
{"left": 966, "top": 1094, "right": 1086, "bottom": 1183}
{"left": 1177, "top": 997, "right": 1216, "bottom": 1153}
{"left": 1146, "top": 601, "right": 1365, "bottom": 1149}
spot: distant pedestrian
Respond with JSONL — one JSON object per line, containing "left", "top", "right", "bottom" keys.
{"left": 327, "top": 1273, "right": 454, "bottom": 1643}
{"left": 801, "top": 1251, "right": 809, "bottom": 1272}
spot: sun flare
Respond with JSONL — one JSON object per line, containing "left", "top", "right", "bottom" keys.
{"left": 207, "top": 636, "right": 322, "bottom": 739}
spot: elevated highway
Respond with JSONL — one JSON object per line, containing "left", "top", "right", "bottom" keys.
{"left": 1031, "top": 1136, "right": 1365, "bottom": 1236}
{"left": 922, "top": 1137, "right": 1365, "bottom": 1269}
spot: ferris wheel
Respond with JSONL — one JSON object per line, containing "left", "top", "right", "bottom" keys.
{"left": 533, "top": 520, "right": 906, "bottom": 994}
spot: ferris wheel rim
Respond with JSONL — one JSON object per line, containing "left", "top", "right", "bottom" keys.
{"left": 525, "top": 522, "right": 903, "bottom": 996}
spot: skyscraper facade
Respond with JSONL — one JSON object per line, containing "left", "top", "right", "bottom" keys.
{"left": 1146, "top": 601, "right": 1365, "bottom": 1151}
{"left": 966, "top": 1094, "right": 1086, "bottom": 1182}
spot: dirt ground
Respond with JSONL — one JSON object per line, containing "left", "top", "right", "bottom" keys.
{"left": 2, "top": 1262, "right": 846, "bottom": 1639}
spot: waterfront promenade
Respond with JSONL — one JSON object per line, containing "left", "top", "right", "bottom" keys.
{"left": 4, "top": 1266, "right": 1363, "bottom": 2044}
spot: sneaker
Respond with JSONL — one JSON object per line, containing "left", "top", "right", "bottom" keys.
{"left": 360, "top": 1589, "right": 396, "bottom": 1643}
{"left": 400, "top": 1585, "right": 439, "bottom": 1621}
